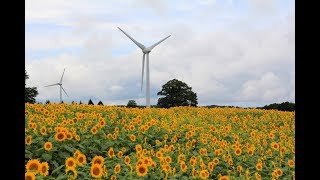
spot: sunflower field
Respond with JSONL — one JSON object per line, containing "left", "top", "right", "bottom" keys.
{"left": 25, "top": 103, "right": 295, "bottom": 180}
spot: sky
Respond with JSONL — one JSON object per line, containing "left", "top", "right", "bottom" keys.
{"left": 25, "top": 0, "right": 295, "bottom": 107}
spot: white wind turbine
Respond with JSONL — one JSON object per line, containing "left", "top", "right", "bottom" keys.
{"left": 44, "top": 68, "right": 69, "bottom": 103}
{"left": 118, "top": 27, "right": 171, "bottom": 108}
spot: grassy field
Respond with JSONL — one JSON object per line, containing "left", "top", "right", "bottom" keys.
{"left": 25, "top": 103, "right": 295, "bottom": 180}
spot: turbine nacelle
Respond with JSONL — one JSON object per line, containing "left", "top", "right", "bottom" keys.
{"left": 142, "top": 48, "right": 151, "bottom": 54}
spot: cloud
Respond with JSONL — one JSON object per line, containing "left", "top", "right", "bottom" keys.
{"left": 236, "top": 72, "right": 290, "bottom": 102}
{"left": 26, "top": 0, "right": 294, "bottom": 107}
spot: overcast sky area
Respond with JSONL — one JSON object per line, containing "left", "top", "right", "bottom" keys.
{"left": 25, "top": 0, "right": 294, "bottom": 107}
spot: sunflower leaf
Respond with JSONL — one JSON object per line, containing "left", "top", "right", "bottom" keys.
{"left": 63, "top": 144, "right": 76, "bottom": 153}
{"left": 52, "top": 165, "right": 64, "bottom": 174}
{"left": 42, "top": 153, "right": 52, "bottom": 161}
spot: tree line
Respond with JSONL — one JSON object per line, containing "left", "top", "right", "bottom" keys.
{"left": 25, "top": 70, "right": 294, "bottom": 111}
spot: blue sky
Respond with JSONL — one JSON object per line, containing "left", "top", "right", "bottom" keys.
{"left": 25, "top": 0, "right": 295, "bottom": 107}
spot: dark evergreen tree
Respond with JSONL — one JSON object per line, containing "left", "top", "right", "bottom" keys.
{"left": 88, "top": 99, "right": 94, "bottom": 105}
{"left": 97, "top": 101, "right": 104, "bottom": 105}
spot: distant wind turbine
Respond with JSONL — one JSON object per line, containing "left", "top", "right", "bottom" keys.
{"left": 118, "top": 27, "right": 171, "bottom": 108}
{"left": 44, "top": 68, "right": 69, "bottom": 103}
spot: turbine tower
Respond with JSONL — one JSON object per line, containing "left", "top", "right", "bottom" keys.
{"left": 118, "top": 27, "right": 171, "bottom": 108}
{"left": 44, "top": 68, "right": 69, "bottom": 103}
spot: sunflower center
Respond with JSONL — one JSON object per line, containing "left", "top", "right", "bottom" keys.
{"left": 42, "top": 166, "right": 47, "bottom": 173}
{"left": 26, "top": 175, "right": 32, "bottom": 180}
{"left": 58, "top": 134, "right": 64, "bottom": 139}
{"left": 68, "top": 161, "right": 74, "bottom": 167}
{"left": 93, "top": 167, "right": 100, "bottom": 175}
{"left": 139, "top": 167, "right": 146, "bottom": 173}
{"left": 30, "top": 163, "right": 39, "bottom": 170}
{"left": 78, "top": 157, "right": 84, "bottom": 163}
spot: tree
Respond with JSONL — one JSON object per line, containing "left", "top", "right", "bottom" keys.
{"left": 260, "top": 102, "right": 295, "bottom": 112}
{"left": 97, "top": 101, "right": 104, "bottom": 105}
{"left": 25, "top": 70, "right": 39, "bottom": 103}
{"left": 157, "top": 79, "right": 198, "bottom": 108}
{"left": 88, "top": 99, "right": 94, "bottom": 105}
{"left": 79, "top": 100, "right": 83, "bottom": 104}
{"left": 45, "top": 100, "right": 50, "bottom": 104}
{"left": 127, "top": 100, "right": 137, "bottom": 108}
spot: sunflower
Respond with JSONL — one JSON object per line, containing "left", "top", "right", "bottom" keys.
{"left": 55, "top": 132, "right": 66, "bottom": 142}
{"left": 192, "top": 168, "right": 197, "bottom": 178}
{"left": 25, "top": 172, "right": 35, "bottom": 180}
{"left": 26, "top": 159, "right": 41, "bottom": 173}
{"left": 178, "top": 154, "right": 185, "bottom": 162}
{"left": 156, "top": 151, "right": 163, "bottom": 159}
{"left": 108, "top": 148, "right": 115, "bottom": 158}
{"left": 124, "top": 156, "right": 131, "bottom": 165}
{"left": 130, "top": 134, "right": 136, "bottom": 142}
{"left": 271, "top": 142, "right": 279, "bottom": 150}
{"left": 65, "top": 157, "right": 77, "bottom": 169}
{"left": 117, "top": 151, "right": 123, "bottom": 158}
{"left": 73, "top": 150, "right": 81, "bottom": 158}
{"left": 208, "top": 162, "right": 214, "bottom": 172}
{"left": 99, "top": 119, "right": 106, "bottom": 127}
{"left": 213, "top": 158, "right": 219, "bottom": 165}
{"left": 237, "top": 165, "right": 242, "bottom": 172}
{"left": 75, "top": 135, "right": 80, "bottom": 141}
{"left": 136, "top": 164, "right": 148, "bottom": 177}
{"left": 91, "top": 164, "right": 103, "bottom": 178}
{"left": 66, "top": 133, "right": 73, "bottom": 140}
{"left": 219, "top": 175, "right": 230, "bottom": 180}
{"left": 129, "top": 125, "right": 135, "bottom": 131}
{"left": 26, "top": 135, "right": 32, "bottom": 145}
{"left": 180, "top": 161, "right": 187, "bottom": 172}
{"left": 77, "top": 154, "right": 86, "bottom": 166}
{"left": 165, "top": 156, "right": 172, "bottom": 163}
{"left": 122, "top": 147, "right": 126, "bottom": 152}
{"left": 256, "top": 163, "right": 262, "bottom": 171}
{"left": 114, "top": 164, "right": 121, "bottom": 174}
{"left": 91, "top": 127, "right": 97, "bottom": 135}
{"left": 44, "top": 142, "right": 52, "bottom": 151}
{"left": 110, "top": 175, "right": 117, "bottom": 180}
{"left": 92, "top": 156, "right": 104, "bottom": 165}
{"left": 234, "top": 148, "right": 242, "bottom": 156}
{"left": 135, "top": 144, "right": 142, "bottom": 152}
{"left": 40, "top": 126, "right": 47, "bottom": 135}
{"left": 39, "top": 162, "right": 49, "bottom": 176}
{"left": 288, "top": 159, "right": 295, "bottom": 167}
{"left": 190, "top": 157, "right": 197, "bottom": 166}
{"left": 255, "top": 172, "right": 261, "bottom": 180}
{"left": 107, "top": 133, "right": 113, "bottom": 139}
{"left": 199, "top": 169, "right": 209, "bottom": 179}
{"left": 274, "top": 168, "right": 283, "bottom": 177}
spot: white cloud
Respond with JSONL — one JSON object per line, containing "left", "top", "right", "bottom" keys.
{"left": 236, "top": 72, "right": 291, "bottom": 102}
{"left": 26, "top": 0, "right": 294, "bottom": 107}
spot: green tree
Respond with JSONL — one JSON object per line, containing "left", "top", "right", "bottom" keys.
{"left": 127, "top": 100, "right": 137, "bottom": 108}
{"left": 97, "top": 101, "right": 104, "bottom": 105}
{"left": 88, "top": 99, "right": 94, "bottom": 105}
{"left": 45, "top": 100, "right": 50, "bottom": 104}
{"left": 79, "top": 100, "right": 83, "bottom": 104}
{"left": 157, "top": 79, "right": 198, "bottom": 108}
{"left": 25, "top": 70, "right": 39, "bottom": 103}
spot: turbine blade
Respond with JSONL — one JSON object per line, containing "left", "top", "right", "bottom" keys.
{"left": 44, "top": 83, "right": 59, "bottom": 87}
{"left": 118, "top": 27, "right": 145, "bottom": 50}
{"left": 60, "top": 68, "right": 65, "bottom": 83}
{"left": 148, "top": 35, "right": 171, "bottom": 50}
{"left": 141, "top": 54, "right": 145, "bottom": 91}
{"left": 61, "top": 86, "right": 69, "bottom": 97}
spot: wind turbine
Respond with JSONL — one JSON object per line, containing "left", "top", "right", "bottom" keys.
{"left": 118, "top": 27, "right": 171, "bottom": 108}
{"left": 44, "top": 68, "right": 69, "bottom": 103}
